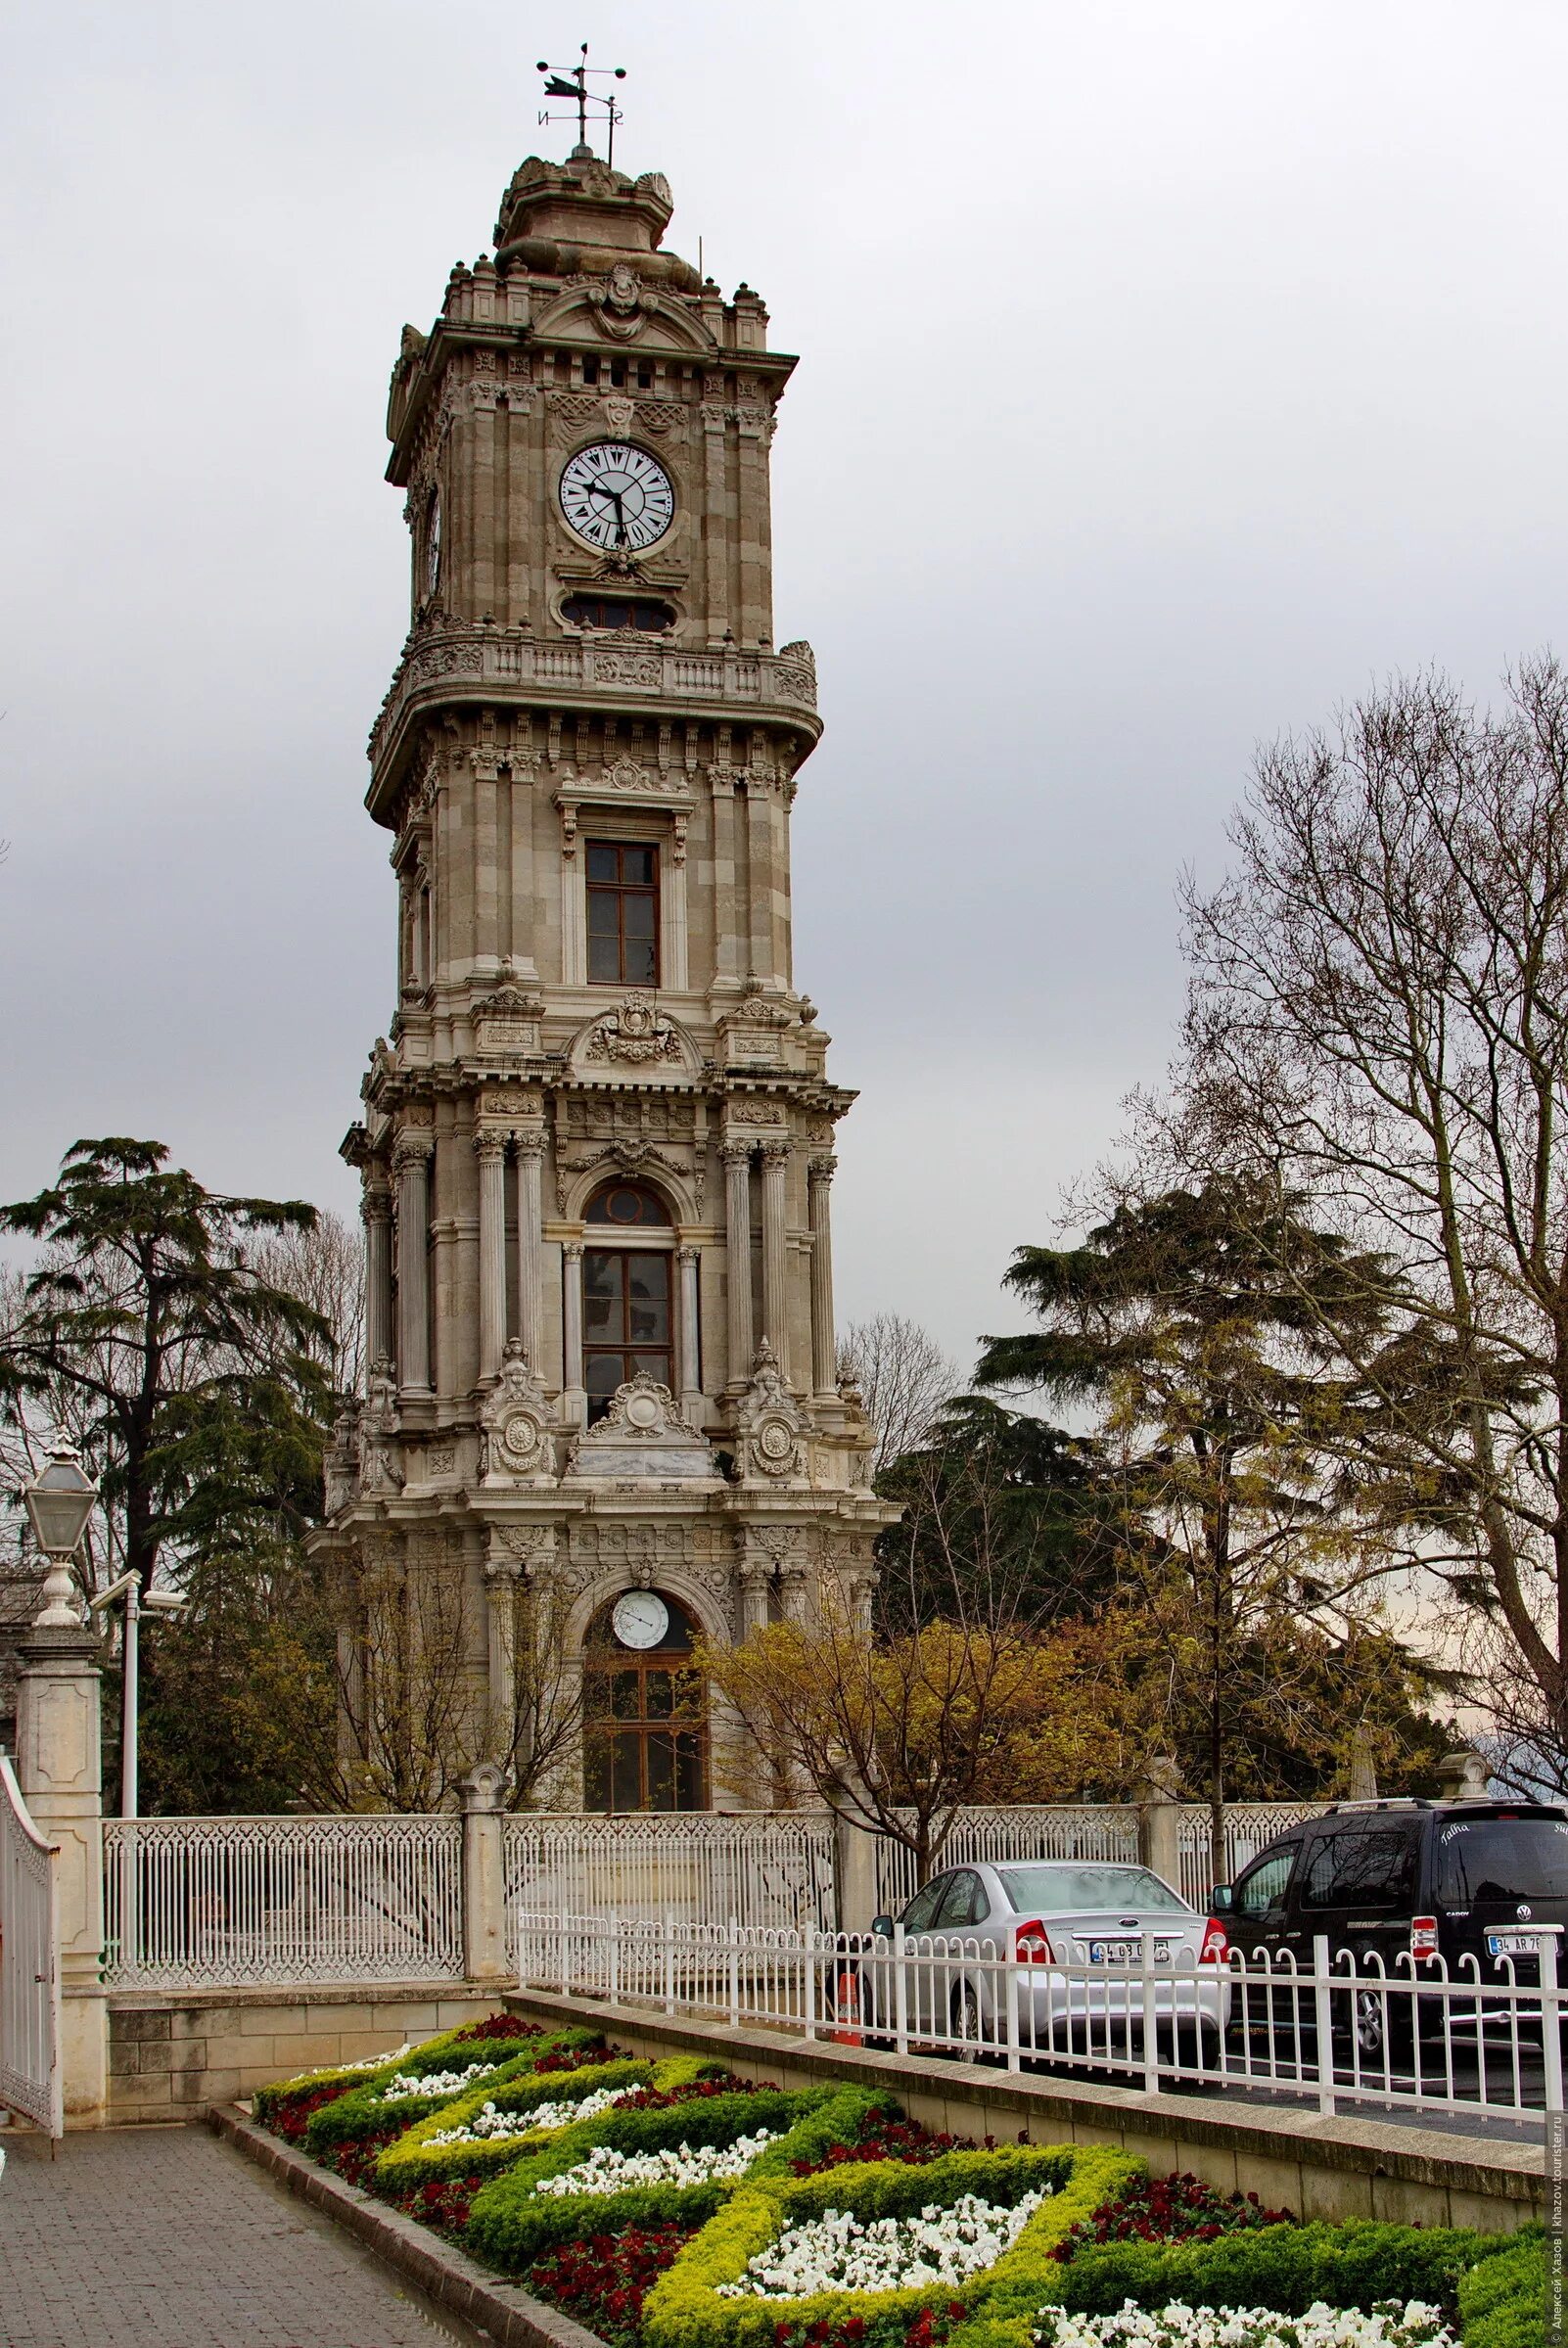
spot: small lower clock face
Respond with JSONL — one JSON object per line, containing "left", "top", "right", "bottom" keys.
{"left": 560, "top": 441, "right": 674, "bottom": 552}
{"left": 612, "top": 1589, "right": 669, "bottom": 1650}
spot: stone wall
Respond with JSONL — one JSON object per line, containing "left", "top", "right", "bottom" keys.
{"left": 108, "top": 1985, "right": 496, "bottom": 2124}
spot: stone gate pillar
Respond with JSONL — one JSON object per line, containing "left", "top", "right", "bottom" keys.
{"left": 16, "top": 1623, "right": 108, "bottom": 2127}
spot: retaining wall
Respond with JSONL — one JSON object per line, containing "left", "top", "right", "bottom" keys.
{"left": 501, "top": 1987, "right": 1545, "bottom": 2234}
{"left": 108, "top": 1984, "right": 495, "bottom": 2123}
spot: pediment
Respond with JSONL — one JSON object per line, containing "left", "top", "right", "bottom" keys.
{"left": 564, "top": 1375, "right": 721, "bottom": 1484}
{"left": 567, "top": 993, "right": 703, "bottom": 1078}
{"left": 530, "top": 284, "right": 714, "bottom": 356}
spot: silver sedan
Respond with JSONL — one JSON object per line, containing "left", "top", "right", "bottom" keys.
{"left": 862, "top": 1858, "right": 1229, "bottom": 2063}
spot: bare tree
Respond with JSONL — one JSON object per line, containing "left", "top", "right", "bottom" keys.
{"left": 249, "top": 1211, "right": 366, "bottom": 1401}
{"left": 1174, "top": 654, "right": 1568, "bottom": 1784}
{"left": 838, "top": 1312, "right": 959, "bottom": 1477}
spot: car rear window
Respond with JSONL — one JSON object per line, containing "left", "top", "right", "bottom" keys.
{"left": 1299, "top": 1827, "right": 1418, "bottom": 1911}
{"left": 995, "top": 1865, "right": 1190, "bottom": 1914}
{"left": 1434, "top": 1816, "right": 1568, "bottom": 1904}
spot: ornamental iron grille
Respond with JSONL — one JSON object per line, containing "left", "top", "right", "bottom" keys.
{"left": 0, "top": 1754, "right": 62, "bottom": 2140}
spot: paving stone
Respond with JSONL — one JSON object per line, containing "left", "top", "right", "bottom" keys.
{"left": 0, "top": 2122, "right": 489, "bottom": 2347}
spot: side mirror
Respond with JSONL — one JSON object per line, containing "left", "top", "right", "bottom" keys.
{"left": 870, "top": 1914, "right": 895, "bottom": 1940}
{"left": 1210, "top": 1885, "right": 1234, "bottom": 1913}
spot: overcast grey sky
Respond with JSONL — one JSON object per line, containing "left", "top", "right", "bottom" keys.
{"left": 3, "top": 1, "right": 1566, "bottom": 1372}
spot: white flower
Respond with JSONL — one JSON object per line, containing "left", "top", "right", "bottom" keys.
{"left": 294, "top": 2044, "right": 411, "bottom": 2082}
{"left": 533, "top": 2129, "right": 780, "bottom": 2198}
{"left": 425, "top": 2084, "right": 634, "bottom": 2149}
{"left": 379, "top": 2060, "right": 498, "bottom": 2102}
{"left": 1034, "top": 2301, "right": 1456, "bottom": 2348}
{"left": 716, "top": 2190, "right": 1047, "bottom": 2300}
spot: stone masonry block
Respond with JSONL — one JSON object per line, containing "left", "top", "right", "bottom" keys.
{"left": 1369, "top": 2173, "right": 1452, "bottom": 2230}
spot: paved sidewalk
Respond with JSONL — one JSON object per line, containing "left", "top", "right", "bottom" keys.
{"left": 0, "top": 2122, "right": 488, "bottom": 2348}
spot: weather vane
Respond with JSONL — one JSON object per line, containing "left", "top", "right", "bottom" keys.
{"left": 537, "top": 44, "right": 627, "bottom": 167}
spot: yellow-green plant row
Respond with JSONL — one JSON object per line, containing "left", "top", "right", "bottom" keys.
{"left": 301, "top": 2023, "right": 609, "bottom": 2153}
{"left": 374, "top": 2053, "right": 726, "bottom": 2192}
{"left": 251, "top": 2015, "right": 511, "bottom": 2127}
{"left": 641, "top": 2141, "right": 1137, "bottom": 2348}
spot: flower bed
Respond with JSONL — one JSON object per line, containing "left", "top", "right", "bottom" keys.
{"left": 249, "top": 2029, "right": 1540, "bottom": 2348}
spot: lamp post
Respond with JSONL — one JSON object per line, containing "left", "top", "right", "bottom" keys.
{"left": 89, "top": 1572, "right": 185, "bottom": 1819}
{"left": 23, "top": 1447, "right": 99, "bottom": 1626}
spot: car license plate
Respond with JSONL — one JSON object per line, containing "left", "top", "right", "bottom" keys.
{"left": 1487, "top": 1931, "right": 1541, "bottom": 1957}
{"left": 1086, "top": 1939, "right": 1174, "bottom": 1964}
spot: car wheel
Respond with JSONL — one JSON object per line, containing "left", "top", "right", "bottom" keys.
{"left": 1341, "top": 1987, "right": 1410, "bottom": 2065}
{"left": 950, "top": 1981, "right": 988, "bottom": 2064}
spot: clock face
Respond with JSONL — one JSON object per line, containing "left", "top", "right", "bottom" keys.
{"left": 612, "top": 1589, "right": 670, "bottom": 1651}
{"left": 560, "top": 442, "right": 674, "bottom": 553}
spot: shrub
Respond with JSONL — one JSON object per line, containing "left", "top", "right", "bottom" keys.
{"left": 251, "top": 2012, "right": 541, "bottom": 2136}
{"left": 642, "top": 2141, "right": 1139, "bottom": 2348}
{"left": 1047, "top": 2224, "right": 1520, "bottom": 2323}
{"left": 1052, "top": 2174, "right": 1293, "bottom": 2260}
{"left": 1456, "top": 2234, "right": 1545, "bottom": 2348}
{"left": 301, "top": 2024, "right": 613, "bottom": 2155}
{"left": 373, "top": 2053, "right": 740, "bottom": 2194}
{"left": 466, "top": 2085, "right": 838, "bottom": 2277}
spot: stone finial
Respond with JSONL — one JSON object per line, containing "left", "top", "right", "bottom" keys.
{"left": 1436, "top": 1746, "right": 1491, "bottom": 1802}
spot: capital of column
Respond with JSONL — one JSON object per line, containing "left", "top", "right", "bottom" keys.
{"left": 807, "top": 1153, "right": 838, "bottom": 1185}
{"left": 564, "top": 1241, "right": 584, "bottom": 1265}
{"left": 677, "top": 1243, "right": 701, "bottom": 1266}
{"left": 473, "top": 1128, "right": 508, "bottom": 1163}
{"left": 720, "top": 1140, "right": 754, "bottom": 1170}
{"left": 513, "top": 1129, "right": 546, "bottom": 1159}
{"left": 361, "top": 1176, "right": 392, "bottom": 1221}
{"left": 759, "top": 1137, "right": 791, "bottom": 1165}
{"left": 393, "top": 1129, "right": 436, "bottom": 1170}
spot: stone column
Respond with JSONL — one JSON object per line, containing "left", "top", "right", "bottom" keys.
{"left": 722, "top": 1144, "right": 754, "bottom": 1386}
{"left": 678, "top": 1245, "right": 702, "bottom": 1422}
{"left": 458, "top": 1763, "right": 511, "bottom": 1985}
{"left": 1137, "top": 1756, "right": 1185, "bottom": 1891}
{"left": 17, "top": 1621, "right": 108, "bottom": 2126}
{"left": 362, "top": 1171, "right": 393, "bottom": 1373}
{"left": 475, "top": 1130, "right": 508, "bottom": 1383}
{"left": 663, "top": 815, "right": 691, "bottom": 990}
{"left": 807, "top": 1153, "right": 838, "bottom": 1400}
{"left": 562, "top": 1242, "right": 585, "bottom": 1423}
{"left": 760, "top": 1140, "right": 790, "bottom": 1380}
{"left": 557, "top": 800, "right": 584, "bottom": 984}
{"left": 484, "top": 1557, "right": 521, "bottom": 1728}
{"left": 515, "top": 1133, "right": 545, "bottom": 1372}
{"left": 394, "top": 1134, "right": 435, "bottom": 1397}
{"left": 738, "top": 1554, "right": 772, "bottom": 1639}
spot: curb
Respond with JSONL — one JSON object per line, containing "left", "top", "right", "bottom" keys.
{"left": 208, "top": 2103, "right": 606, "bottom": 2348}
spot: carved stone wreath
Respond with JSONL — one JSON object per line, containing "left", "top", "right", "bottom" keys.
{"left": 480, "top": 1342, "right": 555, "bottom": 1485}
{"left": 583, "top": 992, "right": 681, "bottom": 1066}
{"left": 731, "top": 1337, "right": 806, "bottom": 1482}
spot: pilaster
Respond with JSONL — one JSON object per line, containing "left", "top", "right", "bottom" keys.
{"left": 17, "top": 1625, "right": 108, "bottom": 2127}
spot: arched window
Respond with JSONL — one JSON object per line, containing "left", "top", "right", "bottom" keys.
{"left": 582, "top": 1180, "right": 673, "bottom": 1417}
{"left": 582, "top": 1589, "right": 708, "bottom": 1813}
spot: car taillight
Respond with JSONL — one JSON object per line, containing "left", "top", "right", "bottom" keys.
{"left": 1014, "top": 1918, "right": 1057, "bottom": 1961}
{"left": 1411, "top": 1915, "right": 1439, "bottom": 1959}
{"left": 1199, "top": 1918, "right": 1228, "bottom": 1964}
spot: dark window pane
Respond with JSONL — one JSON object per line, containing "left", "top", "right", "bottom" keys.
{"left": 611, "top": 1729, "right": 642, "bottom": 1813}
{"left": 629, "top": 1258, "right": 669, "bottom": 1300}
{"left": 630, "top": 1351, "right": 670, "bottom": 1383}
{"left": 628, "top": 1304, "right": 669, "bottom": 1345}
{"left": 587, "top": 892, "right": 621, "bottom": 934}
{"left": 673, "top": 1732, "right": 704, "bottom": 1809}
{"left": 623, "top": 896, "right": 656, "bottom": 938}
{"left": 587, "top": 846, "right": 618, "bottom": 883}
{"left": 588, "top": 934, "right": 622, "bottom": 983}
{"left": 583, "top": 1253, "right": 619, "bottom": 1297}
{"left": 625, "top": 940, "right": 657, "bottom": 984}
{"left": 644, "top": 1671, "right": 673, "bottom": 1720}
{"left": 586, "top": 1355, "right": 625, "bottom": 1396}
{"left": 610, "top": 1670, "right": 642, "bottom": 1721}
{"left": 623, "top": 850, "right": 656, "bottom": 885}
{"left": 645, "top": 1732, "right": 675, "bottom": 1811}
{"left": 583, "top": 1731, "right": 611, "bottom": 1809}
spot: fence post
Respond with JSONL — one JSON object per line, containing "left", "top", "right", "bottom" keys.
{"left": 830, "top": 1797, "right": 882, "bottom": 1934}
{"left": 893, "top": 1919, "right": 909, "bottom": 2058}
{"left": 804, "top": 1927, "right": 817, "bottom": 2040}
{"left": 1005, "top": 1939, "right": 1021, "bottom": 2073}
{"left": 662, "top": 1910, "right": 675, "bottom": 2014}
{"left": 16, "top": 1620, "right": 108, "bottom": 2128}
{"left": 458, "top": 1765, "right": 511, "bottom": 1984}
{"left": 1136, "top": 1758, "right": 1185, "bottom": 1893}
{"left": 1542, "top": 1932, "right": 1564, "bottom": 2115}
{"left": 607, "top": 1910, "right": 621, "bottom": 2007}
{"left": 1141, "top": 1931, "right": 1160, "bottom": 2095}
{"left": 727, "top": 1914, "right": 740, "bottom": 2028}
{"left": 1313, "top": 1934, "right": 1336, "bottom": 2117}
{"left": 559, "top": 1909, "right": 571, "bottom": 1997}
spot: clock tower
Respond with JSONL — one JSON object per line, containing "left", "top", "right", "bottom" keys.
{"left": 321, "top": 145, "right": 892, "bottom": 1812}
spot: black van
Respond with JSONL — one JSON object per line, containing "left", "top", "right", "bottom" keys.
{"left": 1211, "top": 1799, "right": 1568, "bottom": 2058}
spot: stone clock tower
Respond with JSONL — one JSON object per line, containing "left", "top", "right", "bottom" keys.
{"left": 320, "top": 146, "right": 894, "bottom": 1813}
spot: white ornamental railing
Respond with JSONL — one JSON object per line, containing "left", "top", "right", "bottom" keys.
{"left": 102, "top": 1815, "right": 465, "bottom": 1991}
{"left": 1176, "top": 1803, "right": 1330, "bottom": 1908}
{"left": 0, "top": 1754, "right": 62, "bottom": 2141}
{"left": 873, "top": 1806, "right": 1140, "bottom": 1918}
{"left": 516, "top": 1907, "right": 1566, "bottom": 2128}
{"left": 502, "top": 1810, "right": 835, "bottom": 1966}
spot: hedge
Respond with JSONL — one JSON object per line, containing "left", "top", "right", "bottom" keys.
{"left": 1045, "top": 2220, "right": 1529, "bottom": 2323}
{"left": 373, "top": 2053, "right": 736, "bottom": 2193}
{"left": 1456, "top": 2232, "right": 1546, "bottom": 2348}
{"left": 301, "top": 2023, "right": 612, "bottom": 2155}
{"left": 641, "top": 2140, "right": 1140, "bottom": 2348}
{"left": 465, "top": 2083, "right": 839, "bottom": 2276}
{"left": 251, "top": 2012, "right": 545, "bottom": 2130}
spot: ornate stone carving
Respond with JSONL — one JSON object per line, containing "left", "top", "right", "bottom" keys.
{"left": 473, "top": 983, "right": 546, "bottom": 1059}
{"left": 324, "top": 1395, "right": 360, "bottom": 1517}
{"left": 480, "top": 1342, "right": 555, "bottom": 1485}
{"left": 583, "top": 992, "right": 681, "bottom": 1066}
{"left": 591, "top": 652, "right": 661, "bottom": 688}
{"left": 732, "top": 1338, "right": 806, "bottom": 1483}
{"left": 358, "top": 1356, "right": 403, "bottom": 1495}
{"left": 564, "top": 1375, "right": 720, "bottom": 1484}
{"left": 588, "top": 262, "right": 648, "bottom": 341}
{"left": 492, "top": 1523, "right": 558, "bottom": 1577}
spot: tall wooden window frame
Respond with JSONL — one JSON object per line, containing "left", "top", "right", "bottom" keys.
{"left": 586, "top": 840, "right": 660, "bottom": 988}
{"left": 582, "top": 1592, "right": 709, "bottom": 1815}
{"left": 582, "top": 1179, "right": 675, "bottom": 1420}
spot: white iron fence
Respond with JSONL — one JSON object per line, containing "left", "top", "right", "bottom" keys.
{"left": 0, "top": 1753, "right": 62, "bottom": 2141}
{"left": 101, "top": 1815, "right": 465, "bottom": 1990}
{"left": 502, "top": 1811, "right": 836, "bottom": 1967}
{"left": 515, "top": 1907, "right": 1565, "bottom": 2127}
